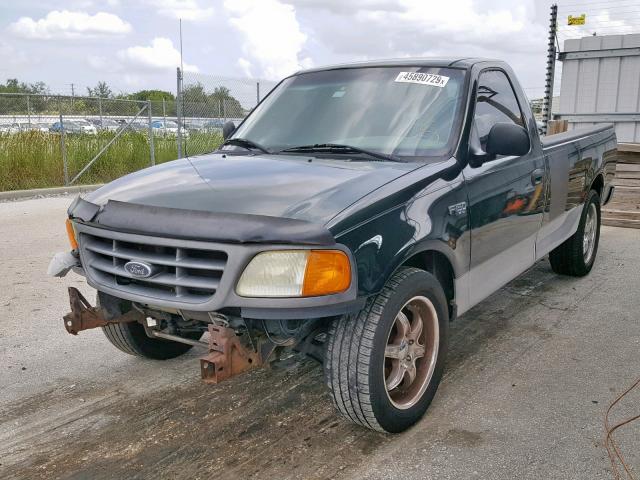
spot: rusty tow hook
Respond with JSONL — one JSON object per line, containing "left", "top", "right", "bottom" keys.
{"left": 63, "top": 287, "right": 140, "bottom": 335}
{"left": 200, "top": 325, "right": 277, "bottom": 384}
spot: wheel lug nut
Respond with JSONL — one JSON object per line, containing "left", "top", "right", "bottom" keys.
{"left": 409, "top": 340, "right": 414, "bottom": 345}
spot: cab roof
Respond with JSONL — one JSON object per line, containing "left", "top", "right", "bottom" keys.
{"left": 295, "top": 57, "right": 500, "bottom": 75}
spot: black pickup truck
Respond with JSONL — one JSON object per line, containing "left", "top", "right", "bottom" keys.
{"left": 51, "top": 58, "right": 617, "bottom": 433}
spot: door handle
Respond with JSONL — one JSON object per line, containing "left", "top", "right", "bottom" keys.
{"left": 531, "top": 168, "right": 545, "bottom": 186}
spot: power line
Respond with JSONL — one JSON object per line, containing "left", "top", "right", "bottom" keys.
{"left": 559, "top": 0, "right": 640, "bottom": 8}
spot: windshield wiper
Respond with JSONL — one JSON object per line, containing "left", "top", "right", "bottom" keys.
{"left": 277, "top": 143, "right": 398, "bottom": 162}
{"left": 221, "top": 137, "right": 270, "bottom": 154}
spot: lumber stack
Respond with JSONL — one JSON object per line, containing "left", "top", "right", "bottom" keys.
{"left": 603, "top": 147, "right": 640, "bottom": 229}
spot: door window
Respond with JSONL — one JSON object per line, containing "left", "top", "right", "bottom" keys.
{"left": 474, "top": 70, "right": 526, "bottom": 150}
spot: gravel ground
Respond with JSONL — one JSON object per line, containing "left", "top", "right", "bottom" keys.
{"left": 0, "top": 196, "right": 638, "bottom": 480}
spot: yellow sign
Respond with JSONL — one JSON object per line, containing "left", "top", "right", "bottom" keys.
{"left": 568, "top": 14, "right": 586, "bottom": 26}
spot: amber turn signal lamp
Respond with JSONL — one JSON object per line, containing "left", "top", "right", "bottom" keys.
{"left": 302, "top": 250, "right": 351, "bottom": 297}
{"left": 66, "top": 218, "right": 79, "bottom": 250}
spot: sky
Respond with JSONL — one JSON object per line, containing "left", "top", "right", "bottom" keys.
{"left": 1, "top": 0, "right": 637, "bottom": 100}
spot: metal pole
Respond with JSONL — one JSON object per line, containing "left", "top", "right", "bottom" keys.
{"left": 163, "top": 98, "right": 167, "bottom": 124}
{"left": 257, "top": 81, "right": 260, "bottom": 104}
{"left": 26, "top": 95, "right": 31, "bottom": 127}
{"left": 147, "top": 101, "right": 155, "bottom": 166}
{"left": 99, "top": 97, "right": 103, "bottom": 127}
{"left": 542, "top": 4, "right": 558, "bottom": 135}
{"left": 58, "top": 97, "right": 68, "bottom": 185}
{"left": 176, "top": 67, "right": 183, "bottom": 158}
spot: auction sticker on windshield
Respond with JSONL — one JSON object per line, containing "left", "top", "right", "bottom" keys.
{"left": 395, "top": 72, "right": 449, "bottom": 88}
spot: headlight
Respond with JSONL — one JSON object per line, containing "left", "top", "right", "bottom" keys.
{"left": 236, "top": 250, "right": 351, "bottom": 298}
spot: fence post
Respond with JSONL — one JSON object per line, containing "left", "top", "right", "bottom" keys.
{"left": 147, "top": 100, "right": 155, "bottom": 166}
{"left": 162, "top": 98, "right": 167, "bottom": 124}
{"left": 176, "top": 67, "right": 183, "bottom": 159}
{"left": 98, "top": 97, "right": 103, "bottom": 126}
{"left": 58, "top": 97, "right": 69, "bottom": 185}
{"left": 256, "top": 81, "right": 260, "bottom": 104}
{"left": 26, "top": 95, "right": 31, "bottom": 127}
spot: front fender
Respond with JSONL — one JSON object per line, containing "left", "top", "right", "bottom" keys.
{"left": 335, "top": 176, "right": 470, "bottom": 297}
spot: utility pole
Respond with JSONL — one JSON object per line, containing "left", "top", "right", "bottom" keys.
{"left": 542, "top": 4, "right": 558, "bottom": 135}
{"left": 69, "top": 83, "right": 75, "bottom": 108}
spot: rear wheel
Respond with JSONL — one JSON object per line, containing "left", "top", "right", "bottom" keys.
{"left": 325, "top": 267, "right": 448, "bottom": 433}
{"left": 549, "top": 190, "right": 601, "bottom": 277}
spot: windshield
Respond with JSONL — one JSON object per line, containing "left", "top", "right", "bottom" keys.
{"left": 231, "top": 66, "right": 466, "bottom": 160}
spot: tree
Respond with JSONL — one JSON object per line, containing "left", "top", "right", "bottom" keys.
{"left": 128, "top": 89, "right": 175, "bottom": 102}
{"left": 182, "top": 82, "right": 207, "bottom": 104}
{"left": 0, "top": 78, "right": 51, "bottom": 113}
{"left": 181, "top": 82, "right": 244, "bottom": 117}
{"left": 87, "top": 81, "right": 113, "bottom": 98}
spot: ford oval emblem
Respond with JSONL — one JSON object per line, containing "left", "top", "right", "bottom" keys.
{"left": 124, "top": 261, "right": 154, "bottom": 278}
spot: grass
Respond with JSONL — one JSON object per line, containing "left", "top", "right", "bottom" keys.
{"left": 0, "top": 130, "right": 223, "bottom": 191}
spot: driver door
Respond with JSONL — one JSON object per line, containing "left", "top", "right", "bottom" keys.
{"left": 462, "top": 69, "right": 546, "bottom": 306}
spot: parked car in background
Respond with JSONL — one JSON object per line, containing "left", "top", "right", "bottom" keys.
{"left": 50, "top": 121, "right": 86, "bottom": 134}
{"left": 0, "top": 123, "right": 21, "bottom": 134}
{"left": 0, "top": 122, "right": 52, "bottom": 133}
{"left": 88, "top": 118, "right": 120, "bottom": 132}
{"left": 30, "top": 122, "right": 51, "bottom": 133}
{"left": 72, "top": 119, "right": 98, "bottom": 135}
{"left": 151, "top": 119, "right": 189, "bottom": 137}
{"left": 184, "top": 119, "right": 205, "bottom": 132}
{"left": 203, "top": 119, "right": 224, "bottom": 132}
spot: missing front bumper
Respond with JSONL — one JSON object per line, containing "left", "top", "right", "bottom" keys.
{"left": 63, "top": 287, "right": 141, "bottom": 335}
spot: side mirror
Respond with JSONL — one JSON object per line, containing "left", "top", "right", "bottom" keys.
{"left": 222, "top": 121, "right": 236, "bottom": 140}
{"left": 469, "top": 122, "right": 530, "bottom": 168}
{"left": 485, "top": 122, "right": 530, "bottom": 157}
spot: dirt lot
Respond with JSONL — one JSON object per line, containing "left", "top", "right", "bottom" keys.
{"left": 1, "top": 196, "right": 638, "bottom": 480}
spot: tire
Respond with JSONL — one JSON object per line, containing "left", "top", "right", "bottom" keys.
{"left": 549, "top": 189, "right": 601, "bottom": 277}
{"left": 102, "top": 321, "right": 199, "bottom": 360}
{"left": 325, "top": 267, "right": 449, "bottom": 433}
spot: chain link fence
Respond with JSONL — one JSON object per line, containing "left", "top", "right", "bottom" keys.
{"left": 178, "top": 69, "right": 278, "bottom": 156}
{"left": 0, "top": 93, "right": 163, "bottom": 191}
{"left": 0, "top": 72, "right": 279, "bottom": 191}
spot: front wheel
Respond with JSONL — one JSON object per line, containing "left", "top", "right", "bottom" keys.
{"left": 102, "top": 321, "right": 199, "bottom": 360}
{"left": 325, "top": 267, "right": 449, "bottom": 433}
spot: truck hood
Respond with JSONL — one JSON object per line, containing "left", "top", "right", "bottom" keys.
{"left": 85, "top": 152, "right": 419, "bottom": 224}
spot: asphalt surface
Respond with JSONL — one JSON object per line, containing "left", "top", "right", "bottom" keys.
{"left": 1, "top": 196, "right": 638, "bottom": 480}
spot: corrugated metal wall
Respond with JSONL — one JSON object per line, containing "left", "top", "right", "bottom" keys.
{"left": 558, "top": 34, "right": 640, "bottom": 143}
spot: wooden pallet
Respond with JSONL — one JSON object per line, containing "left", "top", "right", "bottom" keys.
{"left": 603, "top": 159, "right": 640, "bottom": 229}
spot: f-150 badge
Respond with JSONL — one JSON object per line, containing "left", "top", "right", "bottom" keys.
{"left": 448, "top": 202, "right": 467, "bottom": 216}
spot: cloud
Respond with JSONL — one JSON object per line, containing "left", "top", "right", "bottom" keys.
{"left": 0, "top": 41, "right": 29, "bottom": 72}
{"left": 117, "top": 37, "right": 199, "bottom": 72}
{"left": 284, "top": 0, "right": 402, "bottom": 15}
{"left": 223, "top": 0, "right": 312, "bottom": 80}
{"left": 7, "top": 10, "right": 132, "bottom": 39}
{"left": 290, "top": 0, "right": 543, "bottom": 57}
{"left": 151, "top": 0, "right": 214, "bottom": 21}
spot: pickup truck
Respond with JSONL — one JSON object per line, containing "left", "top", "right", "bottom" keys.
{"left": 50, "top": 58, "right": 617, "bottom": 433}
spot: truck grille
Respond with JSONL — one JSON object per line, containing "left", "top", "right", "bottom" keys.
{"left": 79, "top": 231, "right": 228, "bottom": 303}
